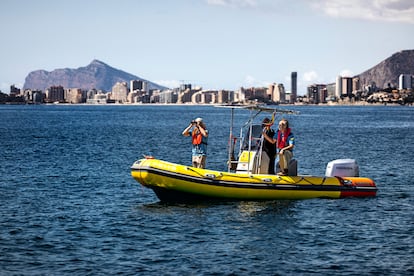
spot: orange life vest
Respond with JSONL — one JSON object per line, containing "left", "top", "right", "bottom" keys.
{"left": 192, "top": 130, "right": 203, "bottom": 145}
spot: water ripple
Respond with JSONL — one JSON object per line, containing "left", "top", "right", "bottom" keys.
{"left": 0, "top": 105, "right": 413, "bottom": 275}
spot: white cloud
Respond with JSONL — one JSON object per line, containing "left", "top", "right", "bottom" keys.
{"left": 155, "top": 80, "right": 181, "bottom": 89}
{"left": 339, "top": 69, "right": 354, "bottom": 77}
{"left": 244, "top": 75, "right": 256, "bottom": 85}
{"left": 207, "top": 0, "right": 414, "bottom": 23}
{"left": 206, "top": 0, "right": 258, "bottom": 8}
{"left": 242, "top": 75, "right": 271, "bottom": 87}
{"left": 302, "top": 71, "right": 319, "bottom": 82}
{"left": 310, "top": 0, "right": 414, "bottom": 24}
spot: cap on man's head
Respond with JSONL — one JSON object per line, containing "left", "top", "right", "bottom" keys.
{"left": 195, "top": 117, "right": 203, "bottom": 123}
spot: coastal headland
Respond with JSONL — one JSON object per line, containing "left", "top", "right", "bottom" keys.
{"left": 1, "top": 50, "right": 413, "bottom": 106}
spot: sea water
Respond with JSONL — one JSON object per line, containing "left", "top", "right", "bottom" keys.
{"left": 0, "top": 104, "right": 413, "bottom": 275}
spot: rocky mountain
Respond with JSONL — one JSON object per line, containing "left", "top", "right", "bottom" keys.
{"left": 23, "top": 60, "right": 168, "bottom": 91}
{"left": 357, "top": 49, "right": 414, "bottom": 88}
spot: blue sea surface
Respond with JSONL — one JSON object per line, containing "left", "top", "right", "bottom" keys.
{"left": 0, "top": 104, "right": 413, "bottom": 275}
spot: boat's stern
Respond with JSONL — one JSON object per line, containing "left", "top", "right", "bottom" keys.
{"left": 339, "top": 177, "right": 377, "bottom": 198}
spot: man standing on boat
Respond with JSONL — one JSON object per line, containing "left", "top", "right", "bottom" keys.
{"left": 263, "top": 119, "right": 295, "bottom": 176}
{"left": 182, "top": 117, "right": 209, "bottom": 168}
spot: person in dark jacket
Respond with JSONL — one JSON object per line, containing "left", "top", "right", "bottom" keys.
{"left": 261, "top": 117, "right": 276, "bottom": 174}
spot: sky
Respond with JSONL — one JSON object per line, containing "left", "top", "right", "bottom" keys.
{"left": 0, "top": 0, "right": 413, "bottom": 95}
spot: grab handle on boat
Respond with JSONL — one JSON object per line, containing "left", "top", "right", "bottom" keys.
{"left": 204, "top": 173, "right": 223, "bottom": 179}
{"left": 185, "top": 166, "right": 222, "bottom": 179}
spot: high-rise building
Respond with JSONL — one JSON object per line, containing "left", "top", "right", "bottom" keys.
{"left": 352, "top": 77, "right": 360, "bottom": 93}
{"left": 46, "top": 85, "right": 65, "bottom": 103}
{"left": 130, "top": 80, "right": 149, "bottom": 93}
{"left": 307, "top": 84, "right": 326, "bottom": 104}
{"left": 218, "top": 90, "right": 232, "bottom": 103}
{"left": 291, "top": 72, "right": 297, "bottom": 103}
{"left": 159, "top": 90, "right": 178, "bottom": 103}
{"left": 399, "top": 74, "right": 412, "bottom": 90}
{"left": 341, "top": 77, "right": 353, "bottom": 97}
{"left": 111, "top": 82, "right": 128, "bottom": 103}
{"left": 268, "top": 83, "right": 285, "bottom": 103}
{"left": 65, "top": 88, "right": 84, "bottom": 104}
{"left": 130, "top": 80, "right": 143, "bottom": 92}
{"left": 335, "top": 76, "right": 342, "bottom": 99}
{"left": 10, "top": 85, "right": 20, "bottom": 97}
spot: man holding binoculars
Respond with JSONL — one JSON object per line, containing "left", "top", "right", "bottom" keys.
{"left": 182, "top": 117, "right": 209, "bottom": 168}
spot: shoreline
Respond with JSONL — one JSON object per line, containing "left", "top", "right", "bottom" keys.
{"left": 1, "top": 101, "right": 412, "bottom": 107}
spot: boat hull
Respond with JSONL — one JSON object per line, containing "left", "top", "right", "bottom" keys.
{"left": 130, "top": 158, "right": 377, "bottom": 202}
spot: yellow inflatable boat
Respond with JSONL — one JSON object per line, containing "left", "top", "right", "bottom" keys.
{"left": 131, "top": 157, "right": 377, "bottom": 202}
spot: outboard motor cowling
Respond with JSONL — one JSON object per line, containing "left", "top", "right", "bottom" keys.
{"left": 325, "top": 159, "right": 359, "bottom": 177}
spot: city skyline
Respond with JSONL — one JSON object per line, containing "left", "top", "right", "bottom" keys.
{"left": 1, "top": 0, "right": 413, "bottom": 95}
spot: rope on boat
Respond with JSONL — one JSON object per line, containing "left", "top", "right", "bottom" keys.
{"left": 185, "top": 166, "right": 270, "bottom": 181}
{"left": 185, "top": 166, "right": 225, "bottom": 179}
{"left": 185, "top": 166, "right": 333, "bottom": 186}
{"left": 298, "top": 176, "right": 328, "bottom": 185}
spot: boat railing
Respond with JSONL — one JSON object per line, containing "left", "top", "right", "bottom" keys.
{"left": 228, "top": 130, "right": 265, "bottom": 174}
{"left": 220, "top": 104, "right": 299, "bottom": 174}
